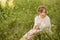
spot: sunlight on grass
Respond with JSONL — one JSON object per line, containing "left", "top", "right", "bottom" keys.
{"left": 0, "top": 0, "right": 7, "bottom": 8}
{"left": 8, "top": 0, "right": 15, "bottom": 9}
{"left": 0, "top": 0, "right": 15, "bottom": 9}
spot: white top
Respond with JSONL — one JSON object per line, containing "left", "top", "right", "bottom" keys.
{"left": 34, "top": 15, "right": 51, "bottom": 30}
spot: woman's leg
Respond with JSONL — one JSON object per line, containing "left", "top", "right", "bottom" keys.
{"left": 25, "top": 29, "right": 37, "bottom": 39}
{"left": 20, "top": 29, "right": 40, "bottom": 40}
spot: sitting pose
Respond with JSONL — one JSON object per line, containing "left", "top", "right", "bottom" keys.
{"left": 20, "top": 6, "right": 52, "bottom": 40}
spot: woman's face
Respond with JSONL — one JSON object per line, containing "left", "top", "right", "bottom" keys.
{"left": 38, "top": 9, "right": 46, "bottom": 18}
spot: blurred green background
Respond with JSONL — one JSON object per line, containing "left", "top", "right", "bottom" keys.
{"left": 0, "top": 0, "right": 60, "bottom": 40}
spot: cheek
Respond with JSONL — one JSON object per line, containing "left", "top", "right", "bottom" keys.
{"left": 44, "top": 14, "right": 46, "bottom": 16}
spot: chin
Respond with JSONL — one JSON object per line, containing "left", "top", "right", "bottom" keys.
{"left": 42, "top": 16, "right": 46, "bottom": 18}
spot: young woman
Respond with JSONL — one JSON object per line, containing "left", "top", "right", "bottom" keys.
{"left": 20, "top": 6, "right": 52, "bottom": 40}
{"left": 33, "top": 6, "right": 51, "bottom": 30}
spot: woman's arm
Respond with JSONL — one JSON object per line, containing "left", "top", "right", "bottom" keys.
{"left": 33, "top": 23, "right": 40, "bottom": 30}
{"left": 33, "top": 16, "right": 40, "bottom": 30}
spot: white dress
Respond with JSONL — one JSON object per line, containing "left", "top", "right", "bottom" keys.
{"left": 34, "top": 15, "right": 51, "bottom": 31}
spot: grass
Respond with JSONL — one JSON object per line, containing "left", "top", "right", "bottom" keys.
{"left": 0, "top": 0, "right": 60, "bottom": 40}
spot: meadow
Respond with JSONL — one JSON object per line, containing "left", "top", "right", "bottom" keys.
{"left": 0, "top": 0, "right": 60, "bottom": 40}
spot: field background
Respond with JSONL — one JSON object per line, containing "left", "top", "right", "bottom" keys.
{"left": 0, "top": 0, "right": 60, "bottom": 40}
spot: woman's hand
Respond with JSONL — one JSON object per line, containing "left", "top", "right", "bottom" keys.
{"left": 33, "top": 23, "right": 40, "bottom": 30}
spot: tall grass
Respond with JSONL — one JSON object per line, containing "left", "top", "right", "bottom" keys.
{"left": 0, "top": 0, "right": 60, "bottom": 40}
